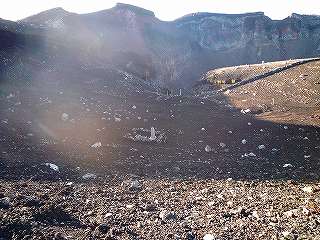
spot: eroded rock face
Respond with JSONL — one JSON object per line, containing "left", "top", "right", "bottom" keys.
{"left": 1, "top": 4, "right": 320, "bottom": 89}
{"left": 177, "top": 12, "right": 320, "bottom": 53}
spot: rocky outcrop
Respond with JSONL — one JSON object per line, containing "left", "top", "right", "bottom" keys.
{"left": 1, "top": 4, "right": 320, "bottom": 89}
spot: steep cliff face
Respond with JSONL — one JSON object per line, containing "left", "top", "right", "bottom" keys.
{"left": 1, "top": 4, "right": 320, "bottom": 89}
{"left": 176, "top": 12, "right": 320, "bottom": 54}
{"left": 173, "top": 12, "right": 320, "bottom": 86}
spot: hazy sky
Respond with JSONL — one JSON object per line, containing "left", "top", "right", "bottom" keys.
{"left": 1, "top": 0, "right": 320, "bottom": 21}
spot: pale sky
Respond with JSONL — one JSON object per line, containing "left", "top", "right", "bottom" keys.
{"left": 0, "top": 0, "right": 320, "bottom": 21}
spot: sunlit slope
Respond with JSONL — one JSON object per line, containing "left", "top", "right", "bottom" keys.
{"left": 209, "top": 59, "right": 320, "bottom": 126}
{"left": 204, "top": 59, "right": 300, "bottom": 85}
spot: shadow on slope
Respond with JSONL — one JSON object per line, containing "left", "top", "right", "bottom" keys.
{"left": 0, "top": 74, "right": 319, "bottom": 182}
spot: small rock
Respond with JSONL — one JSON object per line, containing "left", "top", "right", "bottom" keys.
{"left": 45, "top": 163, "right": 59, "bottom": 172}
{"left": 302, "top": 207, "right": 310, "bottom": 216}
{"left": 284, "top": 209, "right": 299, "bottom": 218}
{"left": 252, "top": 211, "right": 259, "bottom": 219}
{"left": 302, "top": 186, "right": 313, "bottom": 193}
{"left": 159, "top": 210, "right": 177, "bottom": 221}
{"left": 144, "top": 203, "right": 157, "bottom": 212}
{"left": 203, "top": 234, "right": 215, "bottom": 240}
{"left": 186, "top": 231, "right": 196, "bottom": 240}
{"left": 24, "top": 196, "right": 41, "bottom": 207}
{"left": 282, "top": 231, "right": 293, "bottom": 239}
{"left": 82, "top": 173, "right": 97, "bottom": 180}
{"left": 241, "top": 139, "right": 247, "bottom": 144}
{"left": 241, "top": 109, "right": 251, "bottom": 114}
{"left": 219, "top": 142, "right": 226, "bottom": 148}
{"left": 257, "top": 145, "right": 265, "bottom": 150}
{"left": 54, "top": 232, "right": 67, "bottom": 240}
{"left": 114, "top": 117, "right": 121, "bottom": 122}
{"left": 61, "top": 113, "right": 69, "bottom": 121}
{"left": 66, "top": 182, "right": 73, "bottom": 186}
{"left": 91, "top": 142, "right": 102, "bottom": 148}
{"left": 283, "top": 164, "right": 293, "bottom": 168}
{"left": 129, "top": 180, "right": 141, "bottom": 190}
{"left": 98, "top": 223, "right": 109, "bottom": 233}
{"left": 205, "top": 145, "right": 212, "bottom": 152}
{"left": 0, "top": 197, "right": 10, "bottom": 209}
{"left": 243, "top": 152, "right": 256, "bottom": 157}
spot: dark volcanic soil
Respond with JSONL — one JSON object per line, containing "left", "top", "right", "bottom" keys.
{"left": 0, "top": 85, "right": 319, "bottom": 181}
{"left": 1, "top": 61, "right": 320, "bottom": 239}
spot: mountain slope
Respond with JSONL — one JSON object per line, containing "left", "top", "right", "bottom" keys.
{"left": 1, "top": 3, "right": 320, "bottom": 89}
{"left": 200, "top": 58, "right": 320, "bottom": 126}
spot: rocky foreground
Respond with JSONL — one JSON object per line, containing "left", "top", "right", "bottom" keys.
{"left": 1, "top": 177, "right": 320, "bottom": 239}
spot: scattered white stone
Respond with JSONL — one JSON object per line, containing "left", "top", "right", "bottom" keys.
{"left": 283, "top": 164, "right": 293, "bottom": 168}
{"left": 126, "top": 204, "right": 134, "bottom": 209}
{"left": 241, "top": 139, "right": 247, "bottom": 144}
{"left": 283, "top": 126, "right": 288, "bottom": 130}
{"left": 159, "top": 210, "right": 177, "bottom": 221}
{"left": 302, "top": 207, "right": 310, "bottom": 216}
{"left": 114, "top": 117, "right": 121, "bottom": 122}
{"left": 150, "top": 127, "right": 156, "bottom": 140}
{"left": 6, "top": 93, "right": 14, "bottom": 99}
{"left": 282, "top": 231, "right": 293, "bottom": 239}
{"left": 132, "top": 105, "right": 137, "bottom": 109}
{"left": 201, "top": 128, "right": 206, "bottom": 131}
{"left": 247, "top": 122, "right": 252, "bottom": 126}
{"left": 91, "top": 142, "right": 102, "bottom": 148}
{"left": 219, "top": 142, "right": 226, "bottom": 148}
{"left": 205, "top": 145, "right": 212, "bottom": 152}
{"left": 252, "top": 211, "right": 259, "bottom": 219}
{"left": 304, "top": 155, "right": 311, "bottom": 159}
{"left": 45, "top": 163, "right": 59, "bottom": 172}
{"left": 257, "top": 145, "right": 265, "bottom": 150}
{"left": 105, "top": 213, "right": 112, "bottom": 218}
{"left": 203, "top": 234, "right": 215, "bottom": 240}
{"left": 244, "top": 152, "right": 256, "bottom": 157}
{"left": 302, "top": 186, "right": 313, "bottom": 193}
{"left": 82, "top": 173, "right": 97, "bottom": 180}
{"left": 130, "top": 180, "right": 141, "bottom": 190}
{"left": 241, "top": 109, "right": 251, "bottom": 114}
{"left": 61, "top": 113, "right": 69, "bottom": 121}
{"left": 284, "top": 209, "right": 299, "bottom": 218}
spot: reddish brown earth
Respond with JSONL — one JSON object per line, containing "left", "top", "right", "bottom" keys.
{"left": 218, "top": 60, "right": 320, "bottom": 127}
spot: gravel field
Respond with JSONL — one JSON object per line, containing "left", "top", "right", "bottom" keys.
{"left": 1, "top": 178, "right": 320, "bottom": 239}
{"left": 1, "top": 60, "right": 320, "bottom": 239}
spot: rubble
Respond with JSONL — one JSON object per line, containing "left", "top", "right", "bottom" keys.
{"left": 45, "top": 163, "right": 59, "bottom": 172}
